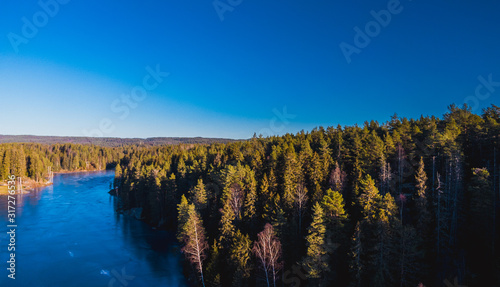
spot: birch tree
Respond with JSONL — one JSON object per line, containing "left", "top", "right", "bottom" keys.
{"left": 253, "top": 223, "right": 282, "bottom": 287}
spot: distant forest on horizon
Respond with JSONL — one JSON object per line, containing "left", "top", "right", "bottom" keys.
{"left": 0, "top": 135, "right": 236, "bottom": 147}
{"left": 1, "top": 104, "right": 499, "bottom": 287}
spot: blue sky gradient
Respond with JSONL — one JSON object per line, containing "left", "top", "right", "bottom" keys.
{"left": 1, "top": 0, "right": 499, "bottom": 138}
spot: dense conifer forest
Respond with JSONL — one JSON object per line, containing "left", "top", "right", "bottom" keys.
{"left": 0, "top": 143, "right": 123, "bottom": 181}
{"left": 2, "top": 104, "right": 499, "bottom": 286}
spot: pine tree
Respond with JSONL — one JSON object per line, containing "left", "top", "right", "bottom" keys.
{"left": 147, "top": 168, "right": 163, "bottom": 225}
{"left": 302, "top": 202, "right": 328, "bottom": 279}
{"left": 177, "top": 195, "right": 190, "bottom": 241}
{"left": 308, "top": 152, "right": 323, "bottom": 203}
{"left": 270, "top": 193, "right": 286, "bottom": 238}
{"left": 261, "top": 173, "right": 272, "bottom": 222}
{"left": 378, "top": 193, "right": 397, "bottom": 223}
{"left": 243, "top": 168, "right": 257, "bottom": 224}
{"left": 190, "top": 178, "right": 208, "bottom": 211}
{"left": 370, "top": 193, "right": 398, "bottom": 287}
{"left": 0, "top": 150, "right": 10, "bottom": 180}
{"left": 359, "top": 175, "right": 382, "bottom": 220}
{"left": 319, "top": 136, "right": 333, "bottom": 182}
{"left": 230, "top": 230, "right": 253, "bottom": 285}
{"left": 164, "top": 173, "right": 178, "bottom": 227}
{"left": 320, "top": 189, "right": 347, "bottom": 283}
{"left": 219, "top": 198, "right": 236, "bottom": 244}
{"left": 321, "top": 189, "right": 348, "bottom": 223}
{"left": 414, "top": 157, "right": 431, "bottom": 281}
{"left": 205, "top": 240, "right": 222, "bottom": 287}
{"left": 114, "top": 163, "right": 122, "bottom": 189}
{"left": 283, "top": 143, "right": 300, "bottom": 210}
{"left": 177, "top": 155, "right": 187, "bottom": 178}
{"left": 11, "top": 147, "right": 26, "bottom": 177}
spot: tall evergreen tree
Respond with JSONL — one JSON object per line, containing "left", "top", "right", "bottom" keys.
{"left": 177, "top": 194, "right": 190, "bottom": 241}
{"left": 230, "top": 230, "right": 253, "bottom": 285}
{"left": 302, "top": 202, "right": 329, "bottom": 280}
{"left": 190, "top": 178, "right": 208, "bottom": 211}
{"left": 359, "top": 175, "right": 382, "bottom": 220}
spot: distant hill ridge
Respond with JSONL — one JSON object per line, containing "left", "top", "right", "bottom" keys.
{"left": 0, "top": 135, "right": 238, "bottom": 147}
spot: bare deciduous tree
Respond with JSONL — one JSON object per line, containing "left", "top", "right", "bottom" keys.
{"left": 229, "top": 183, "right": 244, "bottom": 220}
{"left": 329, "top": 162, "right": 347, "bottom": 192}
{"left": 253, "top": 223, "right": 282, "bottom": 287}
{"left": 181, "top": 204, "right": 209, "bottom": 287}
{"left": 295, "top": 182, "right": 308, "bottom": 234}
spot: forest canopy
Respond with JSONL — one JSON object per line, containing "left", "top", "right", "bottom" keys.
{"left": 2, "top": 104, "right": 499, "bottom": 287}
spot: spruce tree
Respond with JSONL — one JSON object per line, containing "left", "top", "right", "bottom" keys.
{"left": 359, "top": 175, "right": 382, "bottom": 221}
{"left": 302, "top": 202, "right": 328, "bottom": 280}
{"left": 230, "top": 230, "right": 253, "bottom": 285}
{"left": 177, "top": 194, "right": 190, "bottom": 241}
{"left": 190, "top": 178, "right": 208, "bottom": 211}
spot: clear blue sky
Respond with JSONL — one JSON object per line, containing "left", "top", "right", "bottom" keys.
{"left": 1, "top": 0, "right": 499, "bottom": 139}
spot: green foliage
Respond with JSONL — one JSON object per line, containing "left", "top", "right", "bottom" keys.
{"left": 0, "top": 143, "right": 123, "bottom": 182}
{"left": 230, "top": 230, "right": 253, "bottom": 281}
{"left": 321, "top": 189, "right": 347, "bottom": 222}
{"left": 190, "top": 178, "right": 208, "bottom": 210}
{"left": 377, "top": 193, "right": 397, "bottom": 224}
{"left": 302, "top": 202, "right": 328, "bottom": 279}
{"left": 177, "top": 194, "right": 190, "bottom": 241}
{"left": 415, "top": 157, "right": 427, "bottom": 199}
{"left": 283, "top": 143, "right": 300, "bottom": 210}
{"left": 243, "top": 169, "right": 258, "bottom": 223}
{"left": 219, "top": 196, "right": 236, "bottom": 244}
{"left": 359, "top": 175, "right": 382, "bottom": 220}
{"left": 205, "top": 240, "right": 222, "bottom": 287}
{"left": 110, "top": 105, "right": 499, "bottom": 286}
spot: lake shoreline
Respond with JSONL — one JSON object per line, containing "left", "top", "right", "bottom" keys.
{"left": 0, "top": 178, "right": 52, "bottom": 195}
{"left": 54, "top": 168, "right": 113, "bottom": 174}
{"left": 0, "top": 169, "right": 114, "bottom": 195}
{"left": 0, "top": 168, "right": 186, "bottom": 286}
